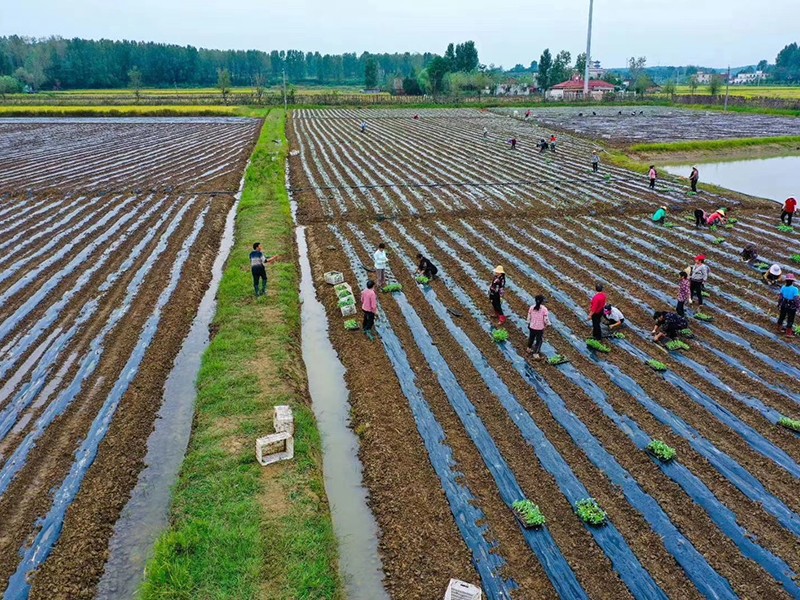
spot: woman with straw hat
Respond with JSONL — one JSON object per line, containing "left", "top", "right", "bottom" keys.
{"left": 706, "top": 208, "right": 727, "bottom": 227}
{"left": 763, "top": 264, "right": 784, "bottom": 286}
{"left": 489, "top": 265, "right": 507, "bottom": 325}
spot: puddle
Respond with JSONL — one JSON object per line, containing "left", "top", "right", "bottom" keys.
{"left": 96, "top": 188, "right": 242, "bottom": 599}
{"left": 664, "top": 156, "right": 800, "bottom": 202}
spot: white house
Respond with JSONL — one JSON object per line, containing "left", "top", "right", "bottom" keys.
{"left": 546, "top": 78, "right": 615, "bottom": 100}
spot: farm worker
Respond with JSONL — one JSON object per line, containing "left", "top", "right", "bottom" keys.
{"left": 488, "top": 265, "right": 507, "bottom": 325}
{"left": 509, "top": 137, "right": 518, "bottom": 149}
{"left": 740, "top": 244, "right": 758, "bottom": 263}
{"left": 676, "top": 270, "right": 690, "bottom": 316}
{"left": 777, "top": 274, "right": 799, "bottom": 335}
{"left": 781, "top": 197, "right": 797, "bottom": 226}
{"left": 694, "top": 208, "right": 708, "bottom": 228}
{"left": 483, "top": 126, "right": 488, "bottom": 139}
{"left": 587, "top": 282, "right": 607, "bottom": 341}
{"left": 689, "top": 255, "right": 709, "bottom": 306}
{"left": 591, "top": 151, "right": 600, "bottom": 172}
{"left": 689, "top": 167, "right": 699, "bottom": 193}
{"left": 373, "top": 243, "right": 388, "bottom": 288}
{"left": 538, "top": 139, "right": 549, "bottom": 153}
{"left": 601, "top": 304, "right": 625, "bottom": 337}
{"left": 763, "top": 264, "right": 784, "bottom": 286}
{"left": 416, "top": 253, "right": 438, "bottom": 279}
{"left": 706, "top": 208, "right": 727, "bottom": 226}
{"left": 525, "top": 109, "right": 531, "bottom": 120}
{"left": 361, "top": 280, "right": 378, "bottom": 341}
{"left": 651, "top": 311, "right": 689, "bottom": 343}
{"left": 648, "top": 165, "right": 657, "bottom": 190}
{"left": 250, "top": 242, "right": 276, "bottom": 297}
{"left": 413, "top": 114, "right": 419, "bottom": 120}
{"left": 360, "top": 120, "right": 367, "bottom": 133}
{"left": 652, "top": 206, "right": 667, "bottom": 225}
{"left": 549, "top": 135, "right": 557, "bottom": 152}
{"left": 526, "top": 294, "right": 550, "bottom": 359}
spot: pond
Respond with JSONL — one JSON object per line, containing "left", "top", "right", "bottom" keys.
{"left": 664, "top": 155, "right": 800, "bottom": 203}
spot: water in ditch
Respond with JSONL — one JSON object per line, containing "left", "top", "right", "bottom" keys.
{"left": 664, "top": 155, "right": 800, "bottom": 203}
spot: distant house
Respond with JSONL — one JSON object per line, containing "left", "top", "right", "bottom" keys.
{"left": 731, "top": 70, "right": 767, "bottom": 85}
{"left": 546, "top": 78, "right": 615, "bottom": 100}
{"left": 494, "top": 80, "right": 536, "bottom": 96}
{"left": 695, "top": 71, "right": 728, "bottom": 85}
{"left": 587, "top": 60, "right": 605, "bottom": 79}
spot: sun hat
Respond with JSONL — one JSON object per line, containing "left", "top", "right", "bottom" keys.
{"left": 769, "top": 264, "right": 782, "bottom": 276}
{"left": 786, "top": 273, "right": 796, "bottom": 281}
{"left": 494, "top": 265, "right": 505, "bottom": 274}
{"left": 717, "top": 208, "right": 727, "bottom": 214}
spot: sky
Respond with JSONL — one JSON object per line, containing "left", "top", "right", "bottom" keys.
{"left": 3, "top": 0, "right": 798, "bottom": 69}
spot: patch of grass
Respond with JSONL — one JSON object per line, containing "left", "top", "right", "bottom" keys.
{"left": 141, "top": 110, "right": 341, "bottom": 600}
{"left": 647, "top": 360, "right": 667, "bottom": 372}
{"left": 666, "top": 339, "right": 690, "bottom": 351}
{"left": 629, "top": 135, "right": 800, "bottom": 154}
{"left": 492, "top": 328, "right": 510, "bottom": 342}
{"left": 382, "top": 283, "right": 403, "bottom": 293}
{"left": 778, "top": 417, "right": 800, "bottom": 432}
{"left": 647, "top": 440, "right": 677, "bottom": 462}
{"left": 344, "top": 319, "right": 359, "bottom": 331}
{"left": 547, "top": 354, "right": 569, "bottom": 365}
{"left": 512, "top": 500, "right": 546, "bottom": 527}
{"left": 416, "top": 275, "right": 430, "bottom": 284}
{"left": 586, "top": 338, "right": 611, "bottom": 353}
{"left": 778, "top": 225, "right": 794, "bottom": 233}
{"left": 575, "top": 498, "right": 607, "bottom": 526}
{"left": 694, "top": 312, "right": 714, "bottom": 322}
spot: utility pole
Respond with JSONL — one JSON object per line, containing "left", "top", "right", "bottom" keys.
{"left": 724, "top": 65, "right": 730, "bottom": 111}
{"left": 283, "top": 68, "right": 288, "bottom": 112}
{"left": 583, "top": 0, "right": 594, "bottom": 99}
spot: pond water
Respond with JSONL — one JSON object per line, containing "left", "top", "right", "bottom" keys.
{"left": 664, "top": 155, "right": 800, "bottom": 203}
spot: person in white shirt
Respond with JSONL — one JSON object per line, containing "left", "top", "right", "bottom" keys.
{"left": 601, "top": 304, "right": 625, "bottom": 337}
{"left": 373, "top": 243, "right": 388, "bottom": 288}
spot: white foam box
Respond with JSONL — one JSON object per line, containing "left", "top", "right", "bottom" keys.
{"left": 340, "top": 304, "right": 357, "bottom": 317}
{"left": 444, "top": 579, "right": 482, "bottom": 600}
{"left": 256, "top": 432, "right": 294, "bottom": 466}
{"left": 324, "top": 271, "right": 344, "bottom": 285}
{"left": 273, "top": 405, "right": 294, "bottom": 435}
{"left": 334, "top": 282, "right": 352, "bottom": 295}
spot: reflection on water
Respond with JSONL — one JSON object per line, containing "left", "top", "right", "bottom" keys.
{"left": 664, "top": 156, "right": 800, "bottom": 203}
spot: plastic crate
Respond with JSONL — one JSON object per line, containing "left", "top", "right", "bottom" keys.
{"left": 340, "top": 304, "right": 357, "bottom": 317}
{"left": 256, "top": 432, "right": 294, "bottom": 466}
{"left": 444, "top": 579, "right": 482, "bottom": 600}
{"left": 324, "top": 271, "right": 344, "bottom": 285}
{"left": 273, "top": 405, "right": 294, "bottom": 435}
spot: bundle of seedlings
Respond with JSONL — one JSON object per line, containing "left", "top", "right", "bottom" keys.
{"left": 547, "top": 354, "right": 569, "bottom": 366}
{"left": 337, "top": 296, "right": 356, "bottom": 308}
{"left": 647, "top": 359, "right": 667, "bottom": 372}
{"left": 694, "top": 312, "right": 713, "bottom": 322}
{"left": 575, "top": 498, "right": 607, "bottom": 526}
{"left": 416, "top": 275, "right": 430, "bottom": 284}
{"left": 512, "top": 499, "right": 546, "bottom": 528}
{"left": 646, "top": 440, "right": 677, "bottom": 461}
{"left": 666, "top": 340, "right": 690, "bottom": 351}
{"left": 492, "top": 329, "right": 510, "bottom": 343}
{"left": 586, "top": 339, "right": 611, "bottom": 353}
{"left": 679, "top": 328, "right": 694, "bottom": 338}
{"left": 778, "top": 417, "right": 800, "bottom": 432}
{"left": 778, "top": 225, "right": 794, "bottom": 233}
{"left": 344, "top": 319, "right": 359, "bottom": 331}
{"left": 382, "top": 283, "right": 403, "bottom": 293}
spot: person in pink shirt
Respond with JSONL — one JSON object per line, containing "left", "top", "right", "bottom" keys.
{"left": 676, "top": 270, "right": 690, "bottom": 316}
{"left": 648, "top": 165, "right": 657, "bottom": 189}
{"left": 526, "top": 295, "right": 551, "bottom": 359}
{"left": 361, "top": 280, "right": 378, "bottom": 341}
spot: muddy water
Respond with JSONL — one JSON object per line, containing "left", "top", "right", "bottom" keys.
{"left": 96, "top": 193, "right": 240, "bottom": 599}
{"left": 664, "top": 156, "right": 800, "bottom": 202}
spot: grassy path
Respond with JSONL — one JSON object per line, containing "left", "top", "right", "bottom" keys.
{"left": 140, "top": 109, "right": 341, "bottom": 599}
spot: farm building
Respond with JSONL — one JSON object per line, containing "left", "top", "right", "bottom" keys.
{"left": 546, "top": 77, "right": 615, "bottom": 100}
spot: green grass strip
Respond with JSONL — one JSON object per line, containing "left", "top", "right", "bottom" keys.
{"left": 629, "top": 135, "right": 800, "bottom": 154}
{"left": 140, "top": 110, "right": 341, "bottom": 600}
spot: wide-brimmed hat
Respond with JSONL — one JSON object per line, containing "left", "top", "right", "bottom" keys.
{"left": 494, "top": 265, "right": 505, "bottom": 274}
{"left": 661, "top": 206, "right": 667, "bottom": 211}
{"left": 786, "top": 273, "right": 796, "bottom": 281}
{"left": 717, "top": 208, "right": 727, "bottom": 214}
{"left": 769, "top": 264, "right": 782, "bottom": 276}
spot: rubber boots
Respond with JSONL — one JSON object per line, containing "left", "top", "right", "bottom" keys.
{"left": 498, "top": 315, "right": 507, "bottom": 325}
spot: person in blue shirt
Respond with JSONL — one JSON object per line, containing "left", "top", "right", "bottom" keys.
{"left": 250, "top": 242, "right": 276, "bottom": 297}
{"left": 777, "top": 274, "right": 799, "bottom": 335}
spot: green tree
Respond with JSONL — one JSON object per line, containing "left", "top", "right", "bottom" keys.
{"left": 662, "top": 80, "right": 676, "bottom": 97}
{"left": 709, "top": 74, "right": 723, "bottom": 96}
{"left": 402, "top": 75, "right": 422, "bottom": 95}
{"left": 0, "top": 75, "right": 21, "bottom": 100}
{"left": 426, "top": 56, "right": 450, "bottom": 94}
{"left": 444, "top": 43, "right": 456, "bottom": 69}
{"left": 127, "top": 66, "right": 143, "bottom": 103}
{"left": 364, "top": 58, "right": 378, "bottom": 89}
{"left": 575, "top": 52, "right": 587, "bottom": 79}
{"left": 688, "top": 75, "right": 699, "bottom": 94}
{"left": 253, "top": 72, "right": 266, "bottom": 104}
{"left": 757, "top": 59, "right": 769, "bottom": 72}
{"left": 549, "top": 50, "right": 572, "bottom": 86}
{"left": 538, "top": 48, "right": 553, "bottom": 90}
{"left": 216, "top": 67, "right": 231, "bottom": 104}
{"left": 454, "top": 41, "right": 479, "bottom": 72}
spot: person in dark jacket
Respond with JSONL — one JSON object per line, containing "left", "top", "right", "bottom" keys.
{"left": 651, "top": 311, "right": 689, "bottom": 343}
{"left": 740, "top": 244, "right": 758, "bottom": 264}
{"left": 689, "top": 166, "right": 699, "bottom": 192}
{"left": 489, "top": 265, "right": 506, "bottom": 325}
{"left": 250, "top": 242, "right": 276, "bottom": 297}
{"left": 777, "top": 274, "right": 799, "bottom": 335}
{"left": 416, "top": 253, "right": 438, "bottom": 279}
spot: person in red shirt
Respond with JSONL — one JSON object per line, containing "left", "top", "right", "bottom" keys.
{"left": 587, "top": 282, "right": 607, "bottom": 340}
{"left": 706, "top": 208, "right": 727, "bottom": 226}
{"left": 781, "top": 197, "right": 797, "bottom": 226}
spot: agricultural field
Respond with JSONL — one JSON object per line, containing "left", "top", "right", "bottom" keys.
{"left": 675, "top": 85, "right": 800, "bottom": 100}
{"left": 290, "top": 108, "right": 800, "bottom": 598}
{"left": 0, "top": 117, "right": 259, "bottom": 597}
{"left": 492, "top": 106, "right": 800, "bottom": 145}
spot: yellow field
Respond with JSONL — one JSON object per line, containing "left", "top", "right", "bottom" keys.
{"left": 16, "top": 85, "right": 367, "bottom": 97}
{"left": 0, "top": 105, "right": 242, "bottom": 116}
{"left": 675, "top": 85, "right": 800, "bottom": 99}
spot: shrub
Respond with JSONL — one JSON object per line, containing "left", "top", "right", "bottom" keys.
{"left": 666, "top": 340, "right": 690, "bottom": 351}
{"left": 575, "top": 498, "right": 607, "bottom": 526}
{"left": 337, "top": 295, "right": 355, "bottom": 307}
{"left": 694, "top": 312, "right": 713, "bottom": 322}
{"left": 492, "top": 328, "right": 509, "bottom": 342}
{"left": 713, "top": 237, "right": 725, "bottom": 245}
{"left": 778, "top": 225, "right": 794, "bottom": 233}
{"left": 416, "top": 275, "right": 430, "bottom": 284}
{"left": 647, "top": 440, "right": 677, "bottom": 461}
{"left": 512, "top": 499, "right": 546, "bottom": 527}
{"left": 547, "top": 354, "right": 569, "bottom": 365}
{"left": 778, "top": 417, "right": 800, "bottom": 432}
{"left": 680, "top": 328, "right": 694, "bottom": 338}
{"left": 647, "top": 360, "right": 667, "bottom": 372}
{"left": 586, "top": 339, "right": 611, "bottom": 353}
{"left": 612, "top": 332, "right": 626, "bottom": 339}
{"left": 791, "top": 255, "right": 800, "bottom": 265}
{"left": 382, "top": 283, "right": 403, "bottom": 293}
{"left": 344, "top": 319, "right": 359, "bottom": 331}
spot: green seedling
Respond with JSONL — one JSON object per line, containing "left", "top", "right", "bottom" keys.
{"left": 547, "top": 354, "right": 569, "bottom": 365}
{"left": 728, "top": 217, "right": 738, "bottom": 224}
{"left": 778, "top": 417, "right": 800, "bottom": 432}
{"left": 647, "top": 360, "right": 667, "bottom": 372}
{"left": 778, "top": 225, "right": 794, "bottom": 233}
{"left": 586, "top": 339, "right": 611, "bottom": 353}
{"left": 337, "top": 289, "right": 353, "bottom": 299}
{"left": 694, "top": 312, "right": 713, "bottom": 322}
{"left": 686, "top": 191, "right": 697, "bottom": 197}
{"left": 416, "top": 275, "right": 430, "bottom": 284}
{"left": 343, "top": 319, "right": 359, "bottom": 331}
{"left": 575, "top": 498, "right": 607, "bottom": 526}
{"left": 512, "top": 499, "right": 546, "bottom": 528}
{"left": 680, "top": 328, "right": 694, "bottom": 338}
{"left": 492, "top": 328, "right": 510, "bottom": 343}
{"left": 647, "top": 440, "right": 677, "bottom": 461}
{"left": 666, "top": 340, "right": 690, "bottom": 351}
{"left": 756, "top": 262, "right": 770, "bottom": 270}
{"left": 612, "top": 332, "right": 626, "bottom": 339}
{"left": 791, "top": 255, "right": 800, "bottom": 265}
{"left": 713, "top": 237, "right": 725, "bottom": 245}
{"left": 793, "top": 325, "right": 800, "bottom": 336}
{"left": 709, "top": 225, "right": 718, "bottom": 231}
{"left": 664, "top": 222, "right": 675, "bottom": 229}
{"left": 337, "top": 296, "right": 355, "bottom": 307}
{"left": 701, "top": 291, "right": 710, "bottom": 297}
{"left": 725, "top": 223, "right": 735, "bottom": 229}
{"left": 382, "top": 283, "right": 403, "bottom": 293}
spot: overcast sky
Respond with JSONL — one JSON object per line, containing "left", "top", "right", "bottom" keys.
{"left": 3, "top": 0, "right": 798, "bottom": 69}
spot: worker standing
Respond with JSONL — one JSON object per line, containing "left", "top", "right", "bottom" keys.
{"left": 591, "top": 151, "right": 600, "bottom": 172}
{"left": 689, "top": 167, "right": 699, "bottom": 193}
{"left": 373, "top": 243, "right": 388, "bottom": 288}
{"left": 676, "top": 270, "right": 690, "bottom": 316}
{"left": 249, "top": 242, "right": 276, "bottom": 297}
{"left": 549, "top": 135, "right": 557, "bottom": 152}
{"left": 361, "top": 280, "right": 378, "bottom": 341}
{"left": 526, "top": 295, "right": 550, "bottom": 359}
{"left": 777, "top": 274, "right": 799, "bottom": 335}
{"left": 489, "top": 265, "right": 507, "bottom": 325}
{"left": 781, "top": 197, "right": 797, "bottom": 226}
{"left": 648, "top": 165, "right": 657, "bottom": 190}
{"left": 509, "top": 137, "right": 517, "bottom": 150}
{"left": 689, "top": 255, "right": 709, "bottom": 306}
{"left": 360, "top": 120, "right": 367, "bottom": 133}
{"left": 483, "top": 126, "right": 488, "bottom": 139}
{"left": 587, "top": 283, "right": 607, "bottom": 340}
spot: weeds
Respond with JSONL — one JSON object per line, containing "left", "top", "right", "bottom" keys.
{"left": 492, "top": 328, "right": 510, "bottom": 342}
{"left": 586, "top": 339, "right": 611, "bottom": 353}
{"left": 647, "top": 440, "right": 677, "bottom": 461}
{"left": 778, "top": 417, "right": 800, "bottom": 432}
{"left": 694, "top": 313, "right": 713, "bottom": 322}
{"left": 512, "top": 500, "right": 546, "bottom": 528}
{"left": 666, "top": 339, "right": 690, "bottom": 351}
{"left": 575, "top": 498, "right": 607, "bottom": 526}
{"left": 343, "top": 319, "right": 359, "bottom": 331}
{"left": 382, "top": 283, "right": 403, "bottom": 293}
{"left": 416, "top": 275, "right": 430, "bottom": 284}
{"left": 647, "top": 360, "right": 667, "bottom": 372}
{"left": 547, "top": 354, "right": 569, "bottom": 365}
